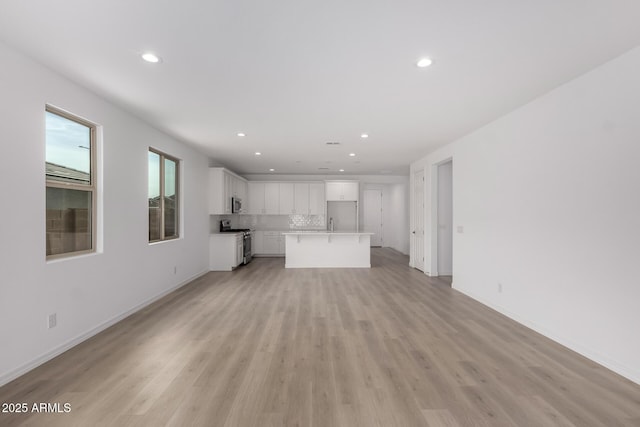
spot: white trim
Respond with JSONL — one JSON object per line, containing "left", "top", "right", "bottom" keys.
{"left": 0, "top": 269, "right": 208, "bottom": 387}
{"left": 430, "top": 156, "right": 454, "bottom": 278}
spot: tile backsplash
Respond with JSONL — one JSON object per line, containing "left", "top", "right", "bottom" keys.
{"left": 288, "top": 214, "right": 326, "bottom": 229}
{"left": 211, "top": 214, "right": 326, "bottom": 232}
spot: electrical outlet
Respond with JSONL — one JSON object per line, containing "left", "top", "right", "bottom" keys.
{"left": 48, "top": 313, "right": 57, "bottom": 329}
{"left": 497, "top": 283, "right": 503, "bottom": 293}
{"left": 457, "top": 226, "right": 464, "bottom": 233}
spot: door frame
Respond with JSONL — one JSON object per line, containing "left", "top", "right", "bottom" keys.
{"left": 410, "top": 169, "right": 425, "bottom": 271}
{"left": 430, "top": 157, "right": 453, "bottom": 277}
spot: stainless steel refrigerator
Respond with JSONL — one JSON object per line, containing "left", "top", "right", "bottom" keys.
{"left": 327, "top": 201, "right": 358, "bottom": 232}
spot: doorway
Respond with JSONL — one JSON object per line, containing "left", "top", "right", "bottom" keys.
{"left": 436, "top": 160, "right": 453, "bottom": 283}
{"left": 412, "top": 170, "right": 425, "bottom": 271}
{"left": 363, "top": 189, "right": 383, "bottom": 247}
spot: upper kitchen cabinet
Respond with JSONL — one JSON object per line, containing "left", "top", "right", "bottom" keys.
{"left": 279, "top": 183, "right": 295, "bottom": 214}
{"left": 248, "top": 181, "right": 325, "bottom": 215}
{"left": 325, "top": 181, "right": 359, "bottom": 202}
{"left": 248, "top": 182, "right": 265, "bottom": 214}
{"left": 308, "top": 182, "right": 325, "bottom": 215}
{"left": 264, "top": 183, "right": 280, "bottom": 214}
{"left": 293, "top": 182, "right": 325, "bottom": 215}
{"left": 248, "top": 182, "right": 280, "bottom": 214}
{"left": 294, "top": 183, "right": 310, "bottom": 214}
{"left": 233, "top": 176, "right": 248, "bottom": 202}
{"left": 209, "top": 167, "right": 248, "bottom": 214}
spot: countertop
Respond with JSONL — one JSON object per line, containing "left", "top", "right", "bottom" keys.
{"left": 282, "top": 231, "right": 374, "bottom": 235}
{"left": 210, "top": 231, "right": 244, "bottom": 235}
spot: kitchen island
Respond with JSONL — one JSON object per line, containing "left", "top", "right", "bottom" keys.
{"left": 282, "top": 231, "right": 374, "bottom": 268}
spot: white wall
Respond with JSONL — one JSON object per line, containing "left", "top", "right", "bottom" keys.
{"left": 411, "top": 46, "right": 640, "bottom": 384}
{"left": 0, "top": 41, "right": 210, "bottom": 386}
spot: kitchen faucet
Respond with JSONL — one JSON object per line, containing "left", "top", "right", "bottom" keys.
{"left": 329, "top": 217, "right": 334, "bottom": 232}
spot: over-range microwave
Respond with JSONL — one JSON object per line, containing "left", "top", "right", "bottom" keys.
{"left": 232, "top": 197, "right": 242, "bottom": 214}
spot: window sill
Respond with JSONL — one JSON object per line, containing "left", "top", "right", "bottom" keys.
{"left": 149, "top": 236, "right": 182, "bottom": 246}
{"left": 46, "top": 250, "right": 101, "bottom": 264}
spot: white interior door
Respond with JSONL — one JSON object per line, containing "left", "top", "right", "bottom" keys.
{"left": 363, "top": 189, "right": 383, "bottom": 247}
{"left": 412, "top": 170, "right": 425, "bottom": 271}
{"left": 437, "top": 161, "right": 453, "bottom": 276}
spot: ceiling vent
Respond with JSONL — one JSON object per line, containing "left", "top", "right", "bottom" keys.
{"left": 325, "top": 142, "right": 340, "bottom": 145}
{"left": 318, "top": 167, "right": 330, "bottom": 170}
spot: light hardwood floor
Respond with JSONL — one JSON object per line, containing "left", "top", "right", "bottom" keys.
{"left": 1, "top": 249, "right": 639, "bottom": 426}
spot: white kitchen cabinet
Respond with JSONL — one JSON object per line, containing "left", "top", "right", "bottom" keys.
{"left": 253, "top": 231, "right": 285, "bottom": 256}
{"left": 279, "top": 183, "right": 295, "bottom": 214}
{"left": 325, "top": 182, "right": 341, "bottom": 201}
{"left": 225, "top": 172, "right": 233, "bottom": 200}
{"left": 248, "top": 182, "right": 265, "bottom": 214}
{"left": 233, "top": 177, "right": 248, "bottom": 203}
{"left": 249, "top": 182, "right": 279, "bottom": 215}
{"left": 247, "top": 181, "right": 325, "bottom": 216}
{"left": 308, "top": 183, "right": 325, "bottom": 215}
{"left": 209, "top": 233, "right": 243, "bottom": 271}
{"left": 263, "top": 231, "right": 280, "bottom": 254}
{"left": 325, "top": 181, "right": 359, "bottom": 201}
{"left": 278, "top": 232, "right": 286, "bottom": 254}
{"left": 264, "top": 183, "right": 280, "bottom": 214}
{"left": 294, "top": 183, "right": 310, "bottom": 214}
{"left": 240, "top": 180, "right": 248, "bottom": 202}
{"left": 209, "top": 168, "right": 248, "bottom": 214}
{"left": 252, "top": 231, "right": 263, "bottom": 254}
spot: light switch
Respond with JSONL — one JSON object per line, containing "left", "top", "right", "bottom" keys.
{"left": 456, "top": 226, "right": 464, "bottom": 233}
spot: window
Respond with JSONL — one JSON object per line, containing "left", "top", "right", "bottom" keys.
{"left": 45, "top": 106, "right": 96, "bottom": 258}
{"left": 149, "top": 149, "right": 179, "bottom": 242}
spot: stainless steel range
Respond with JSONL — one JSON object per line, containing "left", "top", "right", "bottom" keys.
{"left": 219, "top": 220, "right": 252, "bottom": 265}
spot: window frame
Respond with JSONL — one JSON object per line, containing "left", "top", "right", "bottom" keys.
{"left": 45, "top": 105, "right": 97, "bottom": 260}
{"left": 149, "top": 148, "right": 180, "bottom": 243}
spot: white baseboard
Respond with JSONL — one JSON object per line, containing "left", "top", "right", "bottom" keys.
{"left": 0, "top": 269, "right": 209, "bottom": 388}
{"left": 453, "top": 286, "right": 640, "bottom": 386}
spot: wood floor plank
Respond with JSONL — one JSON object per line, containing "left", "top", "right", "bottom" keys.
{"left": 421, "top": 409, "right": 461, "bottom": 427}
{"left": 1, "top": 248, "right": 639, "bottom": 426}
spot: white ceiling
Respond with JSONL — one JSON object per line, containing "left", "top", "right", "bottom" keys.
{"left": 1, "top": 1, "right": 639, "bottom": 176}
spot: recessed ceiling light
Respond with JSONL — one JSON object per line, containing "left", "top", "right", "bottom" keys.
{"left": 269, "top": 168, "right": 275, "bottom": 172}
{"left": 237, "top": 132, "right": 246, "bottom": 137}
{"left": 141, "top": 52, "right": 160, "bottom": 63}
{"left": 254, "top": 152, "right": 261, "bottom": 156}
{"left": 416, "top": 57, "right": 433, "bottom": 68}
{"left": 339, "top": 169, "right": 345, "bottom": 172}
{"left": 360, "top": 134, "right": 369, "bottom": 139}
{"left": 349, "top": 153, "right": 356, "bottom": 157}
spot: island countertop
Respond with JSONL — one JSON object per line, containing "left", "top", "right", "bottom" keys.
{"left": 282, "top": 231, "right": 374, "bottom": 236}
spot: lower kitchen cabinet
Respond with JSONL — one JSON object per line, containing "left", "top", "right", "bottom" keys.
{"left": 263, "top": 231, "right": 280, "bottom": 255}
{"left": 253, "top": 231, "right": 285, "bottom": 256}
{"left": 252, "top": 230, "right": 263, "bottom": 255}
{"left": 209, "top": 233, "right": 244, "bottom": 271}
